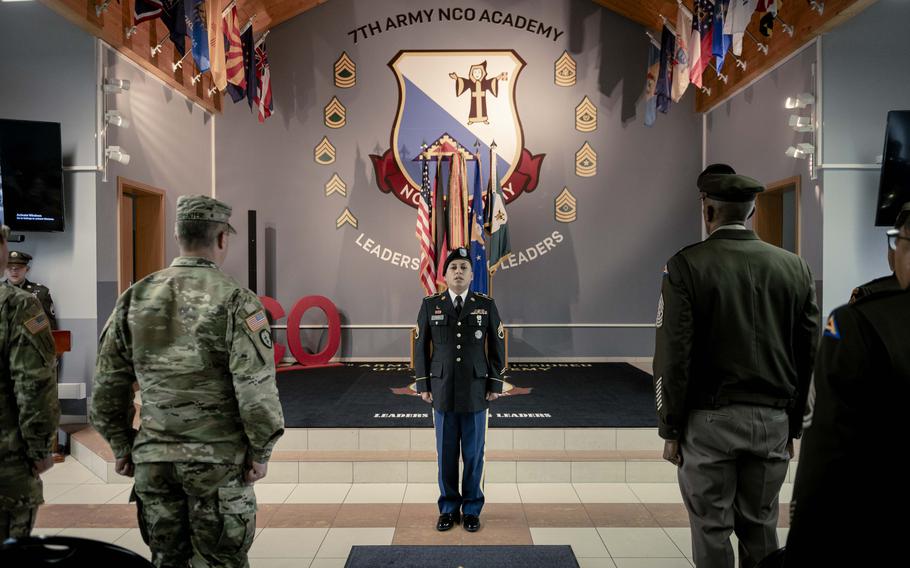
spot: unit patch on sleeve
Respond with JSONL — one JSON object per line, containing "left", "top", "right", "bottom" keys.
{"left": 259, "top": 329, "right": 273, "bottom": 348}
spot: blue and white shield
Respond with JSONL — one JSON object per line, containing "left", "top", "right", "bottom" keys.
{"left": 389, "top": 50, "right": 526, "bottom": 191}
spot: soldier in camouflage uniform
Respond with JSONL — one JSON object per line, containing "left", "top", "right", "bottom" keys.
{"left": 91, "top": 195, "right": 284, "bottom": 567}
{"left": 5, "top": 250, "right": 58, "bottom": 330}
{"left": 0, "top": 225, "right": 60, "bottom": 540}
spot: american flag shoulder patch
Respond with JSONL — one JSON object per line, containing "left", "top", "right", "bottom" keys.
{"left": 245, "top": 310, "right": 267, "bottom": 332}
{"left": 25, "top": 313, "right": 49, "bottom": 335}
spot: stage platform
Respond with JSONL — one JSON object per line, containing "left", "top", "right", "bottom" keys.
{"left": 71, "top": 427, "right": 800, "bottom": 487}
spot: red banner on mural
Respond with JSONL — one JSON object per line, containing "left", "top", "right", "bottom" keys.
{"left": 370, "top": 147, "right": 545, "bottom": 209}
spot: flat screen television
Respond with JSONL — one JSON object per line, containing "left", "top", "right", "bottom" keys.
{"left": 875, "top": 110, "right": 910, "bottom": 227}
{"left": 0, "top": 118, "right": 65, "bottom": 232}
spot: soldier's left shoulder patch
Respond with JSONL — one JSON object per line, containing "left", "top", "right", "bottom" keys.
{"left": 823, "top": 314, "right": 840, "bottom": 339}
{"left": 245, "top": 310, "right": 268, "bottom": 333}
{"left": 24, "top": 312, "right": 49, "bottom": 335}
{"left": 497, "top": 321, "right": 505, "bottom": 339}
{"left": 259, "top": 329, "right": 273, "bottom": 348}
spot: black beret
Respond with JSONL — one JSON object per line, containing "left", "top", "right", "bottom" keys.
{"left": 443, "top": 247, "right": 471, "bottom": 273}
{"left": 698, "top": 173, "right": 764, "bottom": 202}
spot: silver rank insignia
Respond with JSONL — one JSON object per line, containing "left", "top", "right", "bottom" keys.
{"left": 475, "top": 330, "right": 483, "bottom": 339}
{"left": 476, "top": 315, "right": 482, "bottom": 325}
{"left": 497, "top": 322, "right": 505, "bottom": 339}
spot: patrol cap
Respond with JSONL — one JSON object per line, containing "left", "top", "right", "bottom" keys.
{"left": 697, "top": 163, "right": 736, "bottom": 187}
{"left": 698, "top": 173, "right": 765, "bottom": 202}
{"left": 443, "top": 247, "right": 471, "bottom": 273}
{"left": 7, "top": 250, "right": 32, "bottom": 266}
{"left": 175, "top": 195, "right": 236, "bottom": 234}
{"left": 893, "top": 202, "right": 910, "bottom": 230}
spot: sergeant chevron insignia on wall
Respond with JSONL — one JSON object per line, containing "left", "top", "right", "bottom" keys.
{"left": 324, "top": 97, "right": 347, "bottom": 128}
{"left": 575, "top": 142, "right": 596, "bottom": 177}
{"left": 315, "top": 137, "right": 336, "bottom": 164}
{"left": 334, "top": 52, "right": 356, "bottom": 88}
{"left": 555, "top": 187, "right": 577, "bottom": 223}
{"left": 575, "top": 96, "right": 596, "bottom": 132}
{"left": 554, "top": 51, "right": 576, "bottom": 87}
{"left": 336, "top": 208, "right": 358, "bottom": 229}
{"left": 325, "top": 173, "right": 347, "bottom": 197}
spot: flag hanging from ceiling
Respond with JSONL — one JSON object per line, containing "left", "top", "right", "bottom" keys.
{"left": 656, "top": 25, "right": 675, "bottom": 114}
{"left": 226, "top": 24, "right": 255, "bottom": 106}
{"left": 757, "top": 0, "right": 777, "bottom": 37}
{"left": 134, "top": 0, "right": 163, "bottom": 24}
{"left": 644, "top": 42, "right": 660, "bottom": 127}
{"left": 671, "top": 7, "right": 692, "bottom": 102}
{"left": 433, "top": 157, "right": 449, "bottom": 291}
{"left": 469, "top": 156, "right": 488, "bottom": 294}
{"left": 712, "top": 0, "right": 732, "bottom": 70}
{"left": 254, "top": 42, "right": 273, "bottom": 122}
{"left": 447, "top": 152, "right": 470, "bottom": 249}
{"left": 726, "top": 0, "right": 758, "bottom": 56}
{"left": 160, "top": 0, "right": 187, "bottom": 56}
{"left": 416, "top": 157, "right": 436, "bottom": 296}
{"left": 224, "top": 5, "right": 246, "bottom": 99}
{"left": 690, "top": 0, "right": 714, "bottom": 88}
{"left": 206, "top": 0, "right": 226, "bottom": 91}
{"left": 185, "top": 0, "right": 210, "bottom": 72}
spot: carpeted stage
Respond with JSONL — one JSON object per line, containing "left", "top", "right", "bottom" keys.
{"left": 345, "top": 545, "right": 579, "bottom": 567}
{"left": 276, "top": 362, "right": 657, "bottom": 428}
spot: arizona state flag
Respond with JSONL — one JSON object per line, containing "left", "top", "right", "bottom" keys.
{"left": 224, "top": 4, "right": 245, "bottom": 94}
{"left": 227, "top": 24, "right": 254, "bottom": 105}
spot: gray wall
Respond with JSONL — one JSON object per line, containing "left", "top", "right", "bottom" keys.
{"left": 0, "top": 2, "right": 98, "bottom": 394}
{"left": 819, "top": 0, "right": 910, "bottom": 316}
{"left": 216, "top": 0, "right": 702, "bottom": 358}
{"left": 96, "top": 48, "right": 215, "bottom": 336}
{"left": 705, "top": 46, "right": 822, "bottom": 279}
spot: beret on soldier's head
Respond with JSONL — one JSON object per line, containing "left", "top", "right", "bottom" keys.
{"left": 443, "top": 247, "right": 471, "bottom": 273}
{"left": 176, "top": 195, "right": 236, "bottom": 233}
{"left": 894, "top": 202, "right": 910, "bottom": 230}
{"left": 7, "top": 250, "right": 32, "bottom": 265}
{"left": 698, "top": 173, "right": 765, "bottom": 203}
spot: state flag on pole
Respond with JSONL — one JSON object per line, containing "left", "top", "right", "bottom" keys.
{"left": 134, "top": 0, "right": 163, "bottom": 24}
{"left": 712, "top": 0, "right": 732, "bottom": 71}
{"left": 690, "top": 0, "right": 715, "bottom": 88}
{"left": 487, "top": 148, "right": 511, "bottom": 274}
{"left": 206, "top": 0, "right": 227, "bottom": 91}
{"left": 447, "top": 152, "right": 469, "bottom": 249}
{"left": 671, "top": 7, "right": 692, "bottom": 102}
{"left": 185, "top": 0, "right": 210, "bottom": 72}
{"left": 224, "top": 5, "right": 245, "bottom": 94}
{"left": 656, "top": 25, "right": 675, "bottom": 114}
{"left": 469, "top": 156, "right": 488, "bottom": 294}
{"left": 727, "top": 0, "right": 758, "bottom": 56}
{"left": 254, "top": 42, "right": 273, "bottom": 122}
{"left": 644, "top": 42, "right": 660, "bottom": 127}
{"left": 161, "top": 0, "right": 187, "bottom": 56}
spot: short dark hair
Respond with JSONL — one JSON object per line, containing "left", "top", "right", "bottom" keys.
{"left": 175, "top": 220, "right": 229, "bottom": 250}
{"left": 704, "top": 197, "right": 754, "bottom": 225}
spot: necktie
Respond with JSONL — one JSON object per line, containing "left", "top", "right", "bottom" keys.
{"left": 455, "top": 295, "right": 463, "bottom": 315}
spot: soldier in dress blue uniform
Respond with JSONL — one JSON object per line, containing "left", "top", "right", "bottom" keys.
{"left": 414, "top": 248, "right": 506, "bottom": 533}
{"left": 5, "top": 251, "right": 57, "bottom": 330}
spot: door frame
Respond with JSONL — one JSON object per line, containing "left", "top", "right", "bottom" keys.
{"left": 117, "top": 177, "right": 166, "bottom": 293}
{"left": 758, "top": 175, "right": 801, "bottom": 255}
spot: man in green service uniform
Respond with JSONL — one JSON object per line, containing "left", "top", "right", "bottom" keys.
{"left": 0, "top": 225, "right": 59, "bottom": 540}
{"left": 91, "top": 195, "right": 284, "bottom": 567}
{"left": 847, "top": 202, "right": 907, "bottom": 303}
{"left": 5, "top": 250, "right": 58, "bottom": 329}
{"left": 653, "top": 168, "right": 819, "bottom": 568}
{"left": 785, "top": 203, "right": 910, "bottom": 567}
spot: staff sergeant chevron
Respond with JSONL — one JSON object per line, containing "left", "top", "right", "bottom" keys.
{"left": 554, "top": 51, "right": 576, "bottom": 87}
{"left": 334, "top": 52, "right": 356, "bottom": 88}
{"left": 555, "top": 187, "right": 577, "bottom": 223}
{"left": 336, "top": 208, "right": 358, "bottom": 229}
{"left": 325, "top": 173, "right": 347, "bottom": 197}
{"left": 315, "top": 136, "right": 336, "bottom": 164}
{"left": 575, "top": 142, "right": 597, "bottom": 177}
{"left": 324, "top": 97, "right": 347, "bottom": 128}
{"left": 575, "top": 96, "right": 597, "bottom": 132}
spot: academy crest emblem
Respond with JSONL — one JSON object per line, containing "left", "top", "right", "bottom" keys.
{"left": 371, "top": 50, "right": 544, "bottom": 209}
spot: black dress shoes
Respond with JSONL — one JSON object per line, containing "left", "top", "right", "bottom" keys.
{"left": 436, "top": 512, "right": 460, "bottom": 531}
{"left": 463, "top": 514, "right": 481, "bottom": 532}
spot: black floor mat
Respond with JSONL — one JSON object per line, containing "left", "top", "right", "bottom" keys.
{"left": 276, "top": 362, "right": 657, "bottom": 428}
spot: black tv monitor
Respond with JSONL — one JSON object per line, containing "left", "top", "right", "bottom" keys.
{"left": 876, "top": 110, "right": 910, "bottom": 227}
{"left": 0, "top": 118, "right": 65, "bottom": 232}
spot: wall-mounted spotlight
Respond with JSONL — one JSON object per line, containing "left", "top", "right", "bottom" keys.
{"left": 103, "top": 78, "right": 131, "bottom": 93}
{"left": 788, "top": 115, "right": 813, "bottom": 132}
{"left": 105, "top": 110, "right": 130, "bottom": 129}
{"left": 785, "top": 143, "right": 815, "bottom": 159}
{"left": 105, "top": 145, "right": 131, "bottom": 165}
{"left": 784, "top": 93, "right": 815, "bottom": 109}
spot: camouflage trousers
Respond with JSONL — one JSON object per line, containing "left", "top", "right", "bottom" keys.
{"left": 133, "top": 462, "right": 256, "bottom": 568}
{"left": 0, "top": 458, "right": 43, "bottom": 541}
{"left": 0, "top": 508, "right": 38, "bottom": 541}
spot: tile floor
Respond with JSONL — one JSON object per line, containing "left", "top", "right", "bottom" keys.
{"left": 26, "top": 458, "right": 796, "bottom": 567}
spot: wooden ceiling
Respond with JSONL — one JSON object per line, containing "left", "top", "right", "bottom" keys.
{"left": 232, "top": 0, "right": 326, "bottom": 32}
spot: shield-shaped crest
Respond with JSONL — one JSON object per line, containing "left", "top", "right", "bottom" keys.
{"left": 389, "top": 50, "right": 526, "bottom": 193}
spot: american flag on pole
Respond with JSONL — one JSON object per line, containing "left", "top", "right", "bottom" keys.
{"left": 254, "top": 43, "right": 273, "bottom": 122}
{"left": 690, "top": 0, "right": 715, "bottom": 88}
{"left": 416, "top": 155, "right": 436, "bottom": 296}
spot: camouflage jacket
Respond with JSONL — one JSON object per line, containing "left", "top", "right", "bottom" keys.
{"left": 0, "top": 286, "right": 58, "bottom": 470}
{"left": 91, "top": 257, "right": 284, "bottom": 465}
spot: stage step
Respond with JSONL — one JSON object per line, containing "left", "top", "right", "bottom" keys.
{"left": 70, "top": 427, "right": 799, "bottom": 486}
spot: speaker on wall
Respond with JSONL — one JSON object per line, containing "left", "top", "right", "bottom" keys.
{"left": 248, "top": 210, "right": 257, "bottom": 293}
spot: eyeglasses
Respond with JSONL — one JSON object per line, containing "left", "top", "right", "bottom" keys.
{"left": 887, "top": 231, "right": 910, "bottom": 251}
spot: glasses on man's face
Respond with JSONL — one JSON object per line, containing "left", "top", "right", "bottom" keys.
{"left": 887, "top": 231, "right": 910, "bottom": 251}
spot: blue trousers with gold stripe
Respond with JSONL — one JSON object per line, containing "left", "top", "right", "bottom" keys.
{"left": 434, "top": 409, "right": 486, "bottom": 516}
